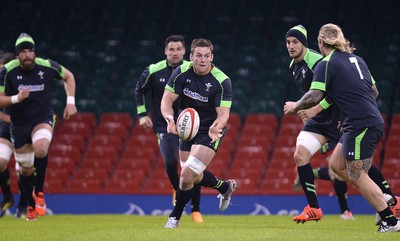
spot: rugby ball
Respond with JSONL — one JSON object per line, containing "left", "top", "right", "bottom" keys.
{"left": 177, "top": 108, "right": 200, "bottom": 141}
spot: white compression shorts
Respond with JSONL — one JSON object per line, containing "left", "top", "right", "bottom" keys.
{"left": 0, "top": 143, "right": 13, "bottom": 161}
{"left": 296, "top": 131, "right": 322, "bottom": 156}
{"left": 14, "top": 152, "right": 35, "bottom": 168}
{"left": 185, "top": 156, "right": 206, "bottom": 175}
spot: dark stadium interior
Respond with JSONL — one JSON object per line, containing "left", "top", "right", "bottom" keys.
{"left": 0, "top": 0, "right": 399, "bottom": 194}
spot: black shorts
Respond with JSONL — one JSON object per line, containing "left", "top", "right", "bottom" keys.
{"left": 157, "top": 132, "right": 179, "bottom": 162}
{"left": 0, "top": 121, "right": 11, "bottom": 141}
{"left": 303, "top": 117, "right": 342, "bottom": 142}
{"left": 11, "top": 114, "right": 55, "bottom": 149}
{"left": 341, "top": 124, "right": 384, "bottom": 161}
{"left": 179, "top": 128, "right": 226, "bottom": 153}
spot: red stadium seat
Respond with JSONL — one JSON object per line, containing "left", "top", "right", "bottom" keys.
{"left": 118, "top": 157, "right": 153, "bottom": 170}
{"left": 47, "top": 157, "right": 77, "bottom": 171}
{"left": 58, "top": 122, "right": 93, "bottom": 141}
{"left": 66, "top": 179, "right": 102, "bottom": 193}
{"left": 74, "top": 168, "right": 110, "bottom": 184}
{"left": 244, "top": 114, "right": 277, "bottom": 132}
{"left": 46, "top": 169, "right": 71, "bottom": 182}
{"left": 84, "top": 146, "right": 119, "bottom": 164}
{"left": 52, "top": 134, "right": 86, "bottom": 153}
{"left": 44, "top": 179, "right": 66, "bottom": 193}
{"left": 48, "top": 144, "right": 82, "bottom": 163}
{"left": 67, "top": 112, "right": 97, "bottom": 129}
{"left": 126, "top": 134, "right": 158, "bottom": 149}
{"left": 95, "top": 122, "right": 130, "bottom": 140}
{"left": 112, "top": 169, "right": 147, "bottom": 181}
{"left": 80, "top": 157, "right": 114, "bottom": 170}
{"left": 88, "top": 134, "right": 124, "bottom": 152}
{"left": 122, "top": 147, "right": 158, "bottom": 161}
{"left": 99, "top": 112, "right": 133, "bottom": 128}
{"left": 103, "top": 179, "right": 143, "bottom": 194}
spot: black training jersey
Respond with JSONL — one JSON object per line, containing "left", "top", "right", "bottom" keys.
{"left": 289, "top": 48, "right": 322, "bottom": 93}
{"left": 311, "top": 50, "right": 383, "bottom": 129}
{"left": 0, "top": 58, "right": 64, "bottom": 125}
{"left": 289, "top": 48, "right": 339, "bottom": 127}
{"left": 165, "top": 62, "right": 232, "bottom": 132}
{"left": 135, "top": 60, "right": 188, "bottom": 133}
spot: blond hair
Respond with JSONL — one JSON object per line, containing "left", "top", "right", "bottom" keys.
{"left": 318, "top": 23, "right": 355, "bottom": 53}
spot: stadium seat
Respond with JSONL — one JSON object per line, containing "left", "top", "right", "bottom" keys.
{"left": 44, "top": 179, "right": 66, "bottom": 193}
{"left": 46, "top": 169, "right": 71, "bottom": 183}
{"left": 112, "top": 169, "right": 147, "bottom": 182}
{"left": 67, "top": 179, "right": 102, "bottom": 194}
{"left": 58, "top": 122, "right": 93, "bottom": 141}
{"left": 245, "top": 113, "right": 277, "bottom": 125}
{"left": 89, "top": 134, "right": 124, "bottom": 152}
{"left": 143, "top": 178, "right": 173, "bottom": 194}
{"left": 48, "top": 144, "right": 82, "bottom": 164}
{"left": 73, "top": 168, "right": 110, "bottom": 184}
{"left": 95, "top": 122, "right": 130, "bottom": 141}
{"left": 80, "top": 157, "right": 114, "bottom": 170}
{"left": 262, "top": 177, "right": 296, "bottom": 194}
{"left": 126, "top": 134, "right": 158, "bottom": 150}
{"left": 67, "top": 112, "right": 97, "bottom": 129}
{"left": 117, "top": 157, "right": 153, "bottom": 170}
{"left": 47, "top": 156, "right": 77, "bottom": 171}
{"left": 99, "top": 112, "right": 133, "bottom": 128}
{"left": 103, "top": 179, "right": 143, "bottom": 194}
{"left": 53, "top": 134, "right": 86, "bottom": 153}
{"left": 84, "top": 146, "right": 119, "bottom": 164}
{"left": 122, "top": 146, "right": 158, "bottom": 161}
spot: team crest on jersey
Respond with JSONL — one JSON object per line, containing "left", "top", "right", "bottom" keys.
{"left": 160, "top": 78, "right": 165, "bottom": 82}
{"left": 38, "top": 71, "right": 44, "bottom": 79}
{"left": 205, "top": 83, "right": 212, "bottom": 91}
{"left": 301, "top": 68, "right": 306, "bottom": 78}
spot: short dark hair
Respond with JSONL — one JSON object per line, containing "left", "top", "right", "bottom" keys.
{"left": 165, "top": 35, "right": 185, "bottom": 47}
{"left": 0, "top": 52, "right": 15, "bottom": 65}
{"left": 190, "top": 38, "right": 213, "bottom": 53}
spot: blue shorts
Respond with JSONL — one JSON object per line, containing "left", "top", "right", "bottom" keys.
{"left": 0, "top": 121, "right": 11, "bottom": 141}
{"left": 341, "top": 124, "right": 384, "bottom": 161}
{"left": 11, "top": 114, "right": 55, "bottom": 149}
{"left": 179, "top": 128, "right": 226, "bottom": 153}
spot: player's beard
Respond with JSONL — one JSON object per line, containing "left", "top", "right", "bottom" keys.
{"left": 20, "top": 58, "right": 35, "bottom": 70}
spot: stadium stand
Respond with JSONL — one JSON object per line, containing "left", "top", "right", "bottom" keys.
{"left": 0, "top": 0, "right": 398, "bottom": 195}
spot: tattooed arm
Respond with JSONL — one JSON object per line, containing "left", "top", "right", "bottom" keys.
{"left": 283, "top": 89, "right": 324, "bottom": 115}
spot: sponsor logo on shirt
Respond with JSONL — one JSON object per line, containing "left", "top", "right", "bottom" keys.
{"left": 18, "top": 84, "right": 45, "bottom": 92}
{"left": 183, "top": 88, "right": 208, "bottom": 102}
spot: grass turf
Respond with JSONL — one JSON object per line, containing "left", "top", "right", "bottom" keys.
{"left": 0, "top": 214, "right": 397, "bottom": 241}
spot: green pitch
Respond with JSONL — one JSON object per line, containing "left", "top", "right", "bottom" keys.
{"left": 0, "top": 215, "right": 397, "bottom": 241}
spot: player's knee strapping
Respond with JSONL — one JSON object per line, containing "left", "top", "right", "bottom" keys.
{"left": 32, "top": 128, "right": 53, "bottom": 143}
{"left": 296, "top": 131, "right": 322, "bottom": 155}
{"left": 14, "top": 152, "right": 35, "bottom": 168}
{"left": 185, "top": 156, "right": 206, "bottom": 175}
{"left": 0, "top": 143, "right": 13, "bottom": 161}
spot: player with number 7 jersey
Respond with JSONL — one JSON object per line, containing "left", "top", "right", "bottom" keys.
{"left": 310, "top": 50, "right": 383, "bottom": 129}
